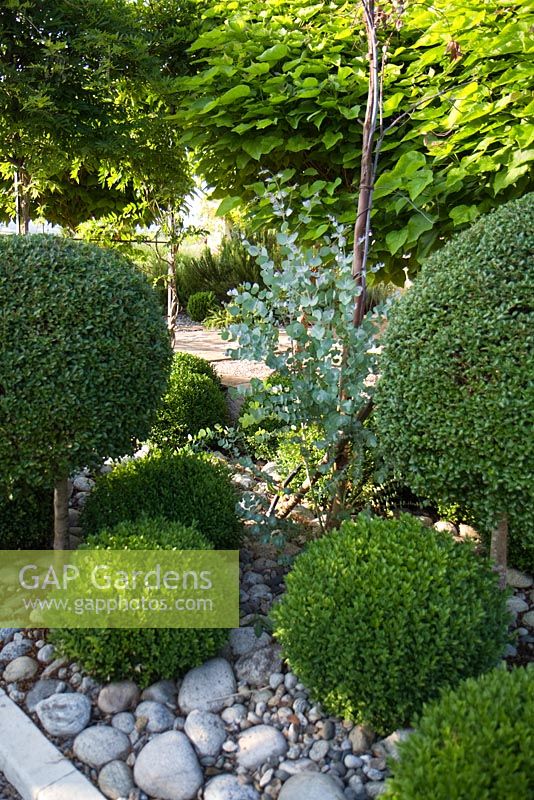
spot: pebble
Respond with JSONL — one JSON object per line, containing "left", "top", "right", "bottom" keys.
{"left": 140, "top": 679, "right": 177, "bottom": 706}
{"left": 35, "top": 692, "right": 91, "bottom": 737}
{"left": 235, "top": 645, "right": 282, "bottom": 687}
{"left": 522, "top": 611, "right": 534, "bottom": 628}
{"left": 507, "top": 597, "right": 529, "bottom": 614}
{"left": 366, "top": 782, "right": 388, "bottom": 797}
{"left": 349, "top": 726, "right": 375, "bottom": 754}
{"left": 309, "top": 739, "right": 330, "bottom": 761}
{"left": 134, "top": 731, "right": 203, "bottom": 800}
{"left": 237, "top": 725, "right": 288, "bottom": 770}
{"left": 278, "top": 772, "right": 345, "bottom": 800}
{"left": 98, "top": 760, "right": 134, "bottom": 800}
{"left": 184, "top": 710, "right": 226, "bottom": 758}
{"left": 229, "top": 627, "right": 271, "bottom": 657}
{"left": 506, "top": 568, "right": 533, "bottom": 589}
{"left": 36, "top": 644, "right": 55, "bottom": 664}
{"left": 279, "top": 759, "right": 318, "bottom": 775}
{"left": 111, "top": 712, "right": 136, "bottom": 735}
{"left": 25, "top": 679, "right": 65, "bottom": 714}
{"left": 178, "top": 658, "right": 236, "bottom": 714}
{"left": 204, "top": 774, "right": 259, "bottom": 800}
{"left": 0, "top": 629, "right": 18, "bottom": 644}
{"left": 221, "top": 704, "right": 247, "bottom": 726}
{"left": 4, "top": 656, "right": 38, "bottom": 683}
{"left": 0, "top": 640, "right": 32, "bottom": 663}
{"left": 98, "top": 681, "right": 140, "bottom": 715}
{"left": 73, "top": 725, "right": 130, "bottom": 768}
{"left": 134, "top": 701, "right": 175, "bottom": 733}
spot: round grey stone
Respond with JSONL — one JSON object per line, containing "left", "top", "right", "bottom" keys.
{"left": 140, "top": 679, "right": 177, "bottom": 705}
{"left": 184, "top": 709, "right": 226, "bottom": 758}
{"left": 178, "top": 658, "right": 236, "bottom": 714}
{"left": 36, "top": 692, "right": 91, "bottom": 737}
{"left": 36, "top": 644, "right": 55, "bottom": 664}
{"left": 349, "top": 725, "right": 375, "bottom": 754}
{"left": 522, "top": 610, "right": 534, "bottom": 628}
{"left": 98, "top": 681, "right": 140, "bottom": 715}
{"left": 98, "top": 760, "right": 134, "bottom": 800}
{"left": 237, "top": 724, "right": 288, "bottom": 770}
{"left": 507, "top": 597, "right": 529, "bottom": 614}
{"left": 279, "top": 773, "right": 345, "bottom": 800}
{"left": 134, "top": 731, "right": 202, "bottom": 800}
{"left": 309, "top": 739, "right": 330, "bottom": 762}
{"left": 135, "top": 701, "right": 175, "bottom": 733}
{"left": 26, "top": 680, "right": 64, "bottom": 713}
{"left": 4, "top": 656, "right": 38, "bottom": 683}
{"left": 0, "top": 639, "right": 32, "bottom": 663}
{"left": 111, "top": 712, "right": 135, "bottom": 735}
{"left": 0, "top": 629, "right": 19, "bottom": 644}
{"left": 506, "top": 568, "right": 532, "bottom": 589}
{"left": 204, "top": 774, "right": 259, "bottom": 800}
{"left": 235, "top": 645, "right": 282, "bottom": 688}
{"left": 366, "top": 781, "right": 388, "bottom": 798}
{"left": 73, "top": 725, "right": 130, "bottom": 768}
{"left": 229, "top": 627, "right": 271, "bottom": 657}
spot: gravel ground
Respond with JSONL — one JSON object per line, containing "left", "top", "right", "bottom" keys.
{"left": 0, "top": 772, "right": 21, "bottom": 800}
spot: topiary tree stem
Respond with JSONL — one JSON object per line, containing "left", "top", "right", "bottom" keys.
{"left": 490, "top": 513, "right": 508, "bottom": 587}
{"left": 53, "top": 475, "right": 70, "bottom": 550}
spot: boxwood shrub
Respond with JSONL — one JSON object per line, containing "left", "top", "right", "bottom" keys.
{"left": 0, "top": 485, "right": 54, "bottom": 549}
{"left": 51, "top": 517, "right": 227, "bottom": 685}
{"left": 150, "top": 353, "right": 227, "bottom": 449}
{"left": 272, "top": 514, "right": 509, "bottom": 734}
{"left": 81, "top": 451, "right": 243, "bottom": 549}
{"left": 375, "top": 194, "right": 534, "bottom": 571}
{"left": 384, "top": 667, "right": 534, "bottom": 800}
{"left": 0, "top": 234, "right": 171, "bottom": 491}
{"left": 187, "top": 291, "right": 218, "bottom": 322}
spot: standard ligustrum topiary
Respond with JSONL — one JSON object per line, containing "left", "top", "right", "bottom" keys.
{"left": 375, "top": 195, "right": 534, "bottom": 571}
{"left": 52, "top": 517, "right": 227, "bottom": 685}
{"left": 0, "top": 485, "right": 54, "bottom": 549}
{"left": 272, "top": 514, "right": 509, "bottom": 735}
{"left": 150, "top": 353, "right": 227, "bottom": 449}
{"left": 384, "top": 667, "right": 534, "bottom": 800}
{"left": 0, "top": 235, "right": 171, "bottom": 548}
{"left": 81, "top": 451, "right": 243, "bottom": 549}
{"left": 187, "top": 290, "right": 218, "bottom": 322}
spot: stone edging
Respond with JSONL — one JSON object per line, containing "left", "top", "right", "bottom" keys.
{"left": 0, "top": 689, "right": 104, "bottom": 800}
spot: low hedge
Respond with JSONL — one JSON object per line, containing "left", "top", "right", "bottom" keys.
{"left": 80, "top": 451, "right": 243, "bottom": 549}
{"left": 272, "top": 514, "right": 509, "bottom": 734}
{"left": 187, "top": 291, "right": 218, "bottom": 322}
{"left": 384, "top": 667, "right": 534, "bottom": 800}
{"left": 52, "top": 517, "right": 227, "bottom": 685}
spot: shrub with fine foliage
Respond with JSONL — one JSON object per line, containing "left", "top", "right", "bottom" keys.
{"left": 0, "top": 234, "right": 172, "bottom": 491}
{"left": 384, "top": 667, "right": 534, "bottom": 800}
{"left": 52, "top": 517, "right": 227, "bottom": 685}
{"left": 150, "top": 353, "right": 227, "bottom": 449}
{"left": 272, "top": 514, "right": 509, "bottom": 734}
{"left": 187, "top": 290, "right": 218, "bottom": 322}
{"left": 81, "top": 451, "right": 243, "bottom": 549}
{"left": 375, "top": 195, "right": 534, "bottom": 571}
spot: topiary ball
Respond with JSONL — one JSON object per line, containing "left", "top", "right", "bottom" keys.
{"left": 0, "top": 234, "right": 172, "bottom": 490}
{"left": 51, "top": 517, "right": 227, "bottom": 685}
{"left": 171, "top": 352, "right": 221, "bottom": 385}
{"left": 272, "top": 514, "right": 509, "bottom": 735}
{"left": 150, "top": 355, "right": 227, "bottom": 449}
{"left": 375, "top": 195, "right": 534, "bottom": 571}
{"left": 384, "top": 667, "right": 534, "bottom": 800}
{"left": 187, "top": 290, "right": 218, "bottom": 322}
{"left": 0, "top": 484, "right": 54, "bottom": 549}
{"left": 81, "top": 451, "right": 243, "bottom": 549}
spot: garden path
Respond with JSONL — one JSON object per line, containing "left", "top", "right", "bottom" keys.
{"left": 173, "top": 325, "right": 289, "bottom": 388}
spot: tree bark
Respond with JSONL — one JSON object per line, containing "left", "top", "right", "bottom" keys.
{"left": 490, "top": 513, "right": 508, "bottom": 588}
{"left": 54, "top": 476, "right": 70, "bottom": 550}
{"left": 352, "top": 0, "right": 379, "bottom": 327}
{"left": 14, "top": 167, "right": 30, "bottom": 234}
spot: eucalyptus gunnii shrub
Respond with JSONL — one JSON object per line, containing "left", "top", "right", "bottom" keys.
{"left": 223, "top": 179, "right": 389, "bottom": 523}
{"left": 0, "top": 235, "right": 172, "bottom": 548}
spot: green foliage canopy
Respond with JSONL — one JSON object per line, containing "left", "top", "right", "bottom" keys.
{"left": 375, "top": 195, "right": 534, "bottom": 571}
{"left": 178, "top": 0, "right": 533, "bottom": 282}
{"left": 0, "top": 235, "right": 172, "bottom": 488}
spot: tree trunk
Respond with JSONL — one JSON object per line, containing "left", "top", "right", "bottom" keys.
{"left": 14, "top": 167, "right": 30, "bottom": 234}
{"left": 490, "top": 513, "right": 508, "bottom": 588}
{"left": 352, "top": 0, "right": 379, "bottom": 327}
{"left": 54, "top": 476, "right": 70, "bottom": 550}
